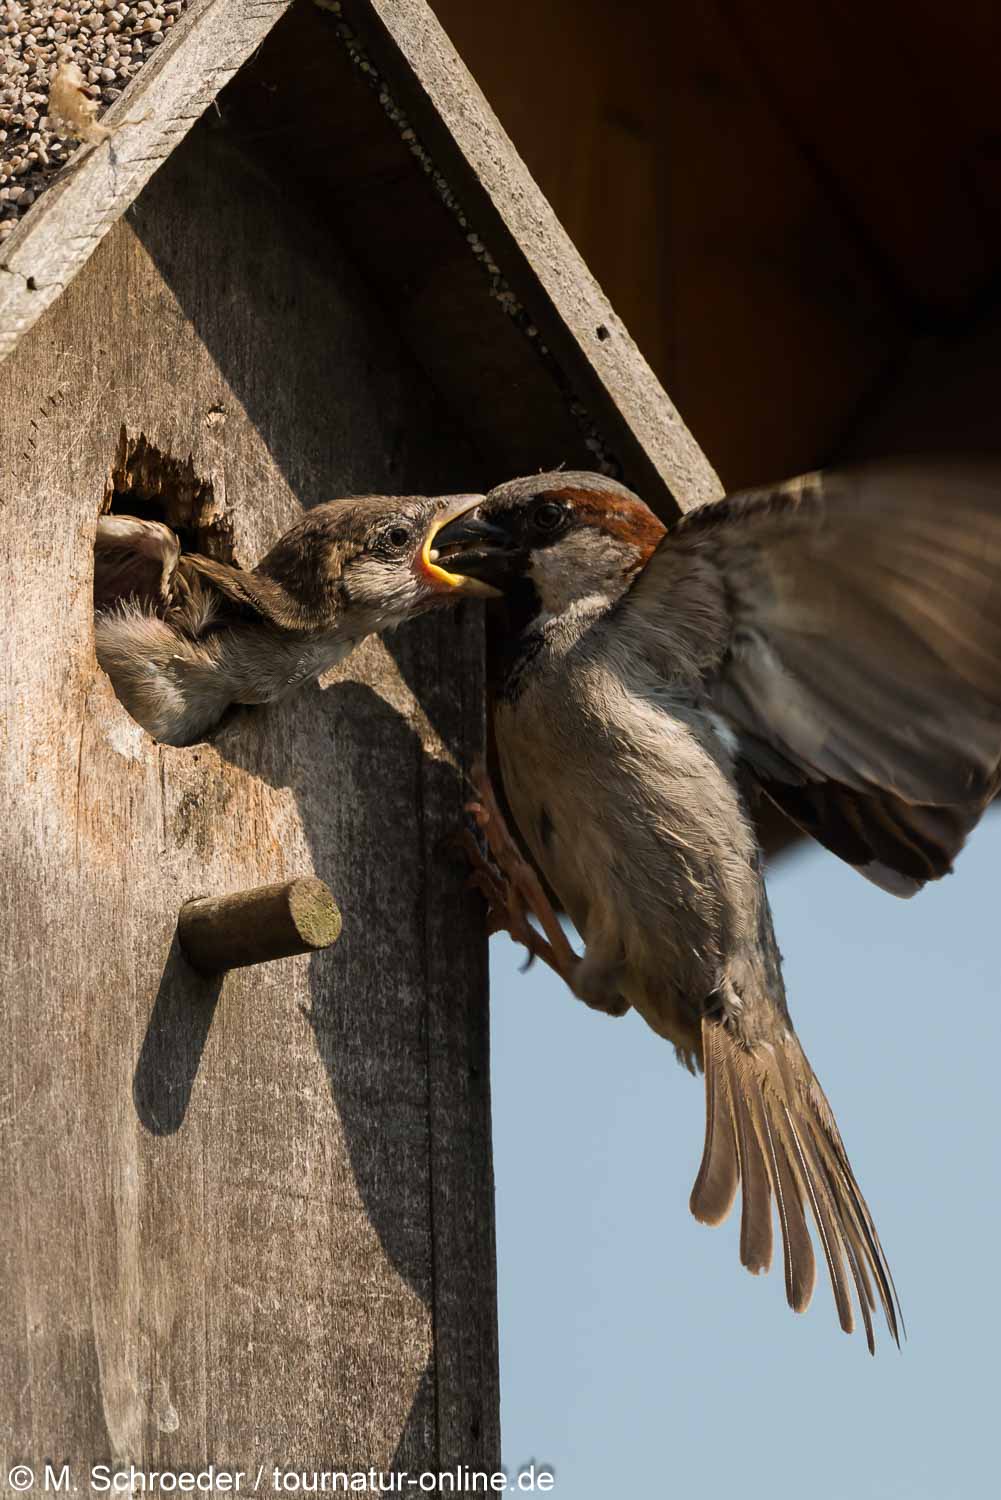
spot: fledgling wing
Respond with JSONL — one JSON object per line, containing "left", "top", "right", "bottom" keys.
{"left": 94, "top": 517, "right": 293, "bottom": 636}
{"left": 178, "top": 552, "right": 305, "bottom": 632}
{"left": 94, "top": 515, "right": 181, "bottom": 613}
{"left": 620, "top": 462, "right": 1001, "bottom": 892}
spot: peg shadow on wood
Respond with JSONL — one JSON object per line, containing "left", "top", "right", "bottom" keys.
{"left": 133, "top": 932, "right": 223, "bottom": 1136}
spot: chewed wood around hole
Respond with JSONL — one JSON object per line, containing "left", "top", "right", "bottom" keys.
{"left": 101, "top": 426, "right": 233, "bottom": 561}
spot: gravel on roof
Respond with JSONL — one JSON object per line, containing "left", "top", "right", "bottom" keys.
{"left": 0, "top": 0, "right": 190, "bottom": 243}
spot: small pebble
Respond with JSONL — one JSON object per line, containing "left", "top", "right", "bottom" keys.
{"left": 0, "top": 0, "right": 190, "bottom": 236}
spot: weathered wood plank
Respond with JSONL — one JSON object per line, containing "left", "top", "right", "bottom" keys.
{"left": 349, "top": 0, "right": 722, "bottom": 515}
{"left": 0, "top": 0, "right": 294, "bottom": 364}
{"left": 0, "top": 119, "right": 496, "bottom": 1477}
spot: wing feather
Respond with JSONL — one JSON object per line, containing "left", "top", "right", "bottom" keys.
{"left": 621, "top": 462, "right": 1001, "bottom": 890}
{"left": 94, "top": 515, "right": 181, "bottom": 612}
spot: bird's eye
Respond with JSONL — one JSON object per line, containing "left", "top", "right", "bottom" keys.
{"left": 384, "top": 525, "right": 412, "bottom": 550}
{"left": 531, "top": 500, "right": 567, "bottom": 534}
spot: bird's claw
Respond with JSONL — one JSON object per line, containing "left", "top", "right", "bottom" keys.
{"left": 460, "top": 828, "right": 512, "bottom": 938}
{"left": 460, "top": 761, "right": 580, "bottom": 988}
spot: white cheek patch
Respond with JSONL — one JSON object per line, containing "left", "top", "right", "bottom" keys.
{"left": 529, "top": 530, "right": 637, "bottom": 614}
{"left": 344, "top": 555, "right": 416, "bottom": 623}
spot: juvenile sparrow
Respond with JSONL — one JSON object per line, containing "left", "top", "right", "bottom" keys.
{"left": 94, "top": 494, "right": 490, "bottom": 745}
{"left": 429, "top": 462, "right": 1001, "bottom": 1350}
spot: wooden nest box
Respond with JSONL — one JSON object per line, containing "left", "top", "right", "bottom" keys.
{"left": 0, "top": 0, "right": 718, "bottom": 1477}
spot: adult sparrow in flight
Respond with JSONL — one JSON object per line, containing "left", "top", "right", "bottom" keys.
{"left": 429, "top": 462, "right": 1001, "bottom": 1350}
{"left": 94, "top": 494, "right": 491, "bottom": 745}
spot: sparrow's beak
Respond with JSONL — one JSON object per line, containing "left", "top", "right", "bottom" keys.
{"left": 426, "top": 503, "right": 519, "bottom": 592}
{"left": 420, "top": 495, "right": 502, "bottom": 599}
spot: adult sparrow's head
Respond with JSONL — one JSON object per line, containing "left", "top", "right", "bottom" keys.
{"left": 427, "top": 471, "right": 665, "bottom": 619}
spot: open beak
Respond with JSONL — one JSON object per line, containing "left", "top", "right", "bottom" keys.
{"left": 425, "top": 500, "right": 521, "bottom": 595}
{"left": 420, "top": 494, "right": 502, "bottom": 599}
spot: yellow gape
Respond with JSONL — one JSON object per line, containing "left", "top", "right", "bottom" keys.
{"left": 420, "top": 495, "right": 500, "bottom": 598}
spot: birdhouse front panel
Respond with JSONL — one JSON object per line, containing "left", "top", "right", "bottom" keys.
{"left": 0, "top": 119, "right": 496, "bottom": 1472}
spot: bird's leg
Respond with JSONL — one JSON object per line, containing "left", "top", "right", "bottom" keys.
{"left": 460, "top": 828, "right": 562, "bottom": 968}
{"left": 464, "top": 760, "right": 581, "bottom": 988}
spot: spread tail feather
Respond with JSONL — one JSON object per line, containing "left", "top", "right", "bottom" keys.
{"left": 690, "top": 1017, "right": 901, "bottom": 1352}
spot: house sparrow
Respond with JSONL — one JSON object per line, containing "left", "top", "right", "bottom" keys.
{"left": 429, "top": 462, "right": 1001, "bottom": 1350}
{"left": 94, "top": 494, "right": 491, "bottom": 745}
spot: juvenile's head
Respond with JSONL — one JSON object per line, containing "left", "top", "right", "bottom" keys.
{"left": 429, "top": 471, "right": 666, "bottom": 619}
{"left": 251, "top": 492, "right": 493, "bottom": 634}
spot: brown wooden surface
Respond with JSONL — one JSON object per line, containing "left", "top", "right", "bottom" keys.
{"left": 0, "top": 0, "right": 295, "bottom": 365}
{"left": 219, "top": 0, "right": 720, "bottom": 524}
{"left": 0, "top": 0, "right": 736, "bottom": 1476}
{"left": 0, "top": 117, "right": 496, "bottom": 1478}
{"left": 354, "top": 0, "right": 721, "bottom": 515}
{"left": 430, "top": 0, "right": 1001, "bottom": 488}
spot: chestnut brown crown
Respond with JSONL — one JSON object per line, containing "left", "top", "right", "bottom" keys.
{"left": 431, "top": 470, "right": 666, "bottom": 618}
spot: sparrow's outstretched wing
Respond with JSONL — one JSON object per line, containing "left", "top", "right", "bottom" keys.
{"left": 620, "top": 462, "right": 1001, "bottom": 892}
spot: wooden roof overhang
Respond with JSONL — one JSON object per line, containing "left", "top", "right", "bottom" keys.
{"left": 0, "top": 0, "right": 719, "bottom": 511}
{"left": 2, "top": 1, "right": 822, "bottom": 852}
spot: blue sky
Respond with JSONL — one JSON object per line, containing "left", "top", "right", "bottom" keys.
{"left": 490, "top": 811, "right": 999, "bottom": 1499}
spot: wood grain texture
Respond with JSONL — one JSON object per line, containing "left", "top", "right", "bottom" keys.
{"left": 220, "top": 4, "right": 603, "bottom": 496}
{"left": 0, "top": 120, "right": 496, "bottom": 1479}
{"left": 429, "top": 0, "right": 1001, "bottom": 486}
{"left": 0, "top": 0, "right": 293, "bottom": 364}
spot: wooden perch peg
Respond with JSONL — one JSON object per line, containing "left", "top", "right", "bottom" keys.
{"left": 178, "top": 877, "right": 342, "bottom": 975}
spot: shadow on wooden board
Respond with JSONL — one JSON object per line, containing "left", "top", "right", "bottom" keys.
{"left": 0, "top": 68, "right": 494, "bottom": 1473}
